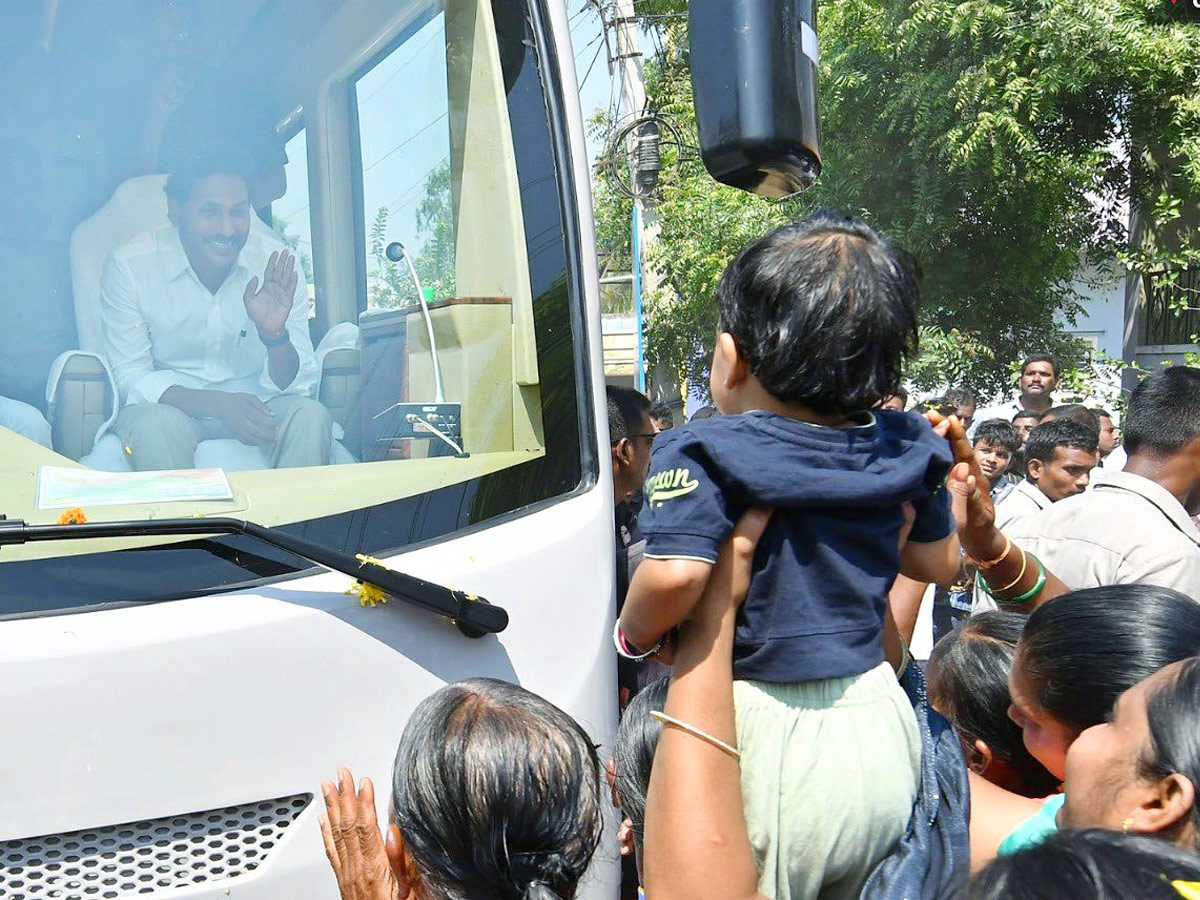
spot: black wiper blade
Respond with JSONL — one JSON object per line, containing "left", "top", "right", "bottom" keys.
{"left": 0, "top": 516, "right": 507, "bottom": 637}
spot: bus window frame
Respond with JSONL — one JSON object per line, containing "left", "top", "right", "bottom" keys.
{"left": 0, "top": 0, "right": 599, "bottom": 619}
{"left": 348, "top": 5, "right": 442, "bottom": 317}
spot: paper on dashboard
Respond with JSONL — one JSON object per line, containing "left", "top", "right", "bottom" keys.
{"left": 37, "top": 466, "right": 234, "bottom": 509}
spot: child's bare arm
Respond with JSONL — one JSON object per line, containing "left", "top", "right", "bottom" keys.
{"left": 899, "top": 533, "right": 961, "bottom": 584}
{"left": 620, "top": 557, "right": 713, "bottom": 651}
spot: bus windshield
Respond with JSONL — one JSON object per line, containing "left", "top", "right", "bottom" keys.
{"left": 0, "top": 0, "right": 585, "bottom": 613}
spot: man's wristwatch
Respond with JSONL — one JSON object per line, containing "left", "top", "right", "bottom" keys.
{"left": 258, "top": 328, "right": 290, "bottom": 347}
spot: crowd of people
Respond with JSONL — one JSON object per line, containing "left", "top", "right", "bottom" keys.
{"left": 316, "top": 210, "right": 1200, "bottom": 900}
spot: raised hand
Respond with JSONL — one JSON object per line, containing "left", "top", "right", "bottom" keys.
{"left": 927, "top": 409, "right": 1005, "bottom": 564}
{"left": 243, "top": 250, "right": 298, "bottom": 340}
{"left": 320, "top": 768, "right": 408, "bottom": 900}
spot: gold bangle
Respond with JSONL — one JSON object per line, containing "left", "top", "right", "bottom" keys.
{"left": 651, "top": 710, "right": 740, "bottom": 758}
{"left": 987, "top": 547, "right": 1028, "bottom": 594}
{"left": 973, "top": 533, "right": 1012, "bottom": 570}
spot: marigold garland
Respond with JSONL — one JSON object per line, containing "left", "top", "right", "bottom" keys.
{"left": 347, "top": 553, "right": 391, "bottom": 607}
{"left": 57, "top": 507, "right": 88, "bottom": 525}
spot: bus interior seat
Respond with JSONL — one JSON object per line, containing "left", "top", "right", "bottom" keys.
{"left": 0, "top": 135, "right": 77, "bottom": 414}
{"left": 56, "top": 173, "right": 358, "bottom": 467}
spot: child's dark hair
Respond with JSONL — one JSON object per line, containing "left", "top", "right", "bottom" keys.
{"left": 973, "top": 419, "right": 1020, "bottom": 456}
{"left": 716, "top": 209, "right": 920, "bottom": 413}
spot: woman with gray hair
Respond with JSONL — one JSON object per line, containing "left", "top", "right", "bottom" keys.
{"left": 319, "top": 677, "right": 604, "bottom": 900}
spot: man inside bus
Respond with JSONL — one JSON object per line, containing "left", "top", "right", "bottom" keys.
{"left": 100, "top": 152, "right": 331, "bottom": 471}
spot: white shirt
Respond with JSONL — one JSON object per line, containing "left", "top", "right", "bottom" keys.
{"left": 1101, "top": 444, "right": 1128, "bottom": 470}
{"left": 973, "top": 478, "right": 1055, "bottom": 612}
{"left": 969, "top": 399, "right": 1024, "bottom": 438}
{"left": 993, "top": 477, "right": 1051, "bottom": 529}
{"left": 100, "top": 226, "right": 318, "bottom": 405}
{"left": 1006, "top": 470, "right": 1200, "bottom": 599}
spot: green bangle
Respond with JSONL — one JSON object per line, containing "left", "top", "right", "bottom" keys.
{"left": 993, "top": 555, "right": 1048, "bottom": 606}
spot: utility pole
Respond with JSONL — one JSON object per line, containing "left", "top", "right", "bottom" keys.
{"left": 612, "top": 0, "right": 646, "bottom": 131}
{"left": 609, "top": 0, "right": 664, "bottom": 401}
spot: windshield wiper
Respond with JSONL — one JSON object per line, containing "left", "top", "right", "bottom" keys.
{"left": 0, "top": 516, "right": 507, "bottom": 637}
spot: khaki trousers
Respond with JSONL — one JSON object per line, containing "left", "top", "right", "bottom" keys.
{"left": 113, "top": 395, "right": 333, "bottom": 471}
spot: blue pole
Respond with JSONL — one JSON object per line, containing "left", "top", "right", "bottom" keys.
{"left": 632, "top": 203, "right": 645, "bottom": 392}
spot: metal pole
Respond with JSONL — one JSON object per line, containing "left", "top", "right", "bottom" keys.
{"left": 632, "top": 203, "right": 645, "bottom": 391}
{"left": 613, "top": 0, "right": 649, "bottom": 394}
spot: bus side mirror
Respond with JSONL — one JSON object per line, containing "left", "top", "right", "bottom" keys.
{"left": 688, "top": 0, "right": 821, "bottom": 199}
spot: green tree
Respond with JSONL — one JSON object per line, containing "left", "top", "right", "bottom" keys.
{"left": 413, "top": 161, "right": 457, "bottom": 300}
{"left": 366, "top": 161, "right": 457, "bottom": 309}
{"left": 593, "top": 0, "right": 1200, "bottom": 400}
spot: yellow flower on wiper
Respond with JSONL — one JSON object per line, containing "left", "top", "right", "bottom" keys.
{"left": 347, "top": 553, "right": 390, "bottom": 607}
{"left": 57, "top": 507, "right": 88, "bottom": 525}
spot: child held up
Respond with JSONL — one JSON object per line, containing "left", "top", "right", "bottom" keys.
{"left": 617, "top": 210, "right": 962, "bottom": 900}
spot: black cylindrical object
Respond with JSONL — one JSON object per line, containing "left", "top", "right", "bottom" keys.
{"left": 689, "top": 0, "right": 821, "bottom": 199}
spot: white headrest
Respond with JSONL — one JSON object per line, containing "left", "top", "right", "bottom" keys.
{"left": 69, "top": 175, "right": 171, "bottom": 353}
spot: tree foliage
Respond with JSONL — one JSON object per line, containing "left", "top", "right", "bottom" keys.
{"left": 592, "top": 0, "right": 1200, "bottom": 400}
{"left": 367, "top": 161, "right": 457, "bottom": 308}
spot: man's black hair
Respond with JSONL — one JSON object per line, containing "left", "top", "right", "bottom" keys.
{"left": 1012, "top": 409, "right": 1042, "bottom": 423}
{"left": 1124, "top": 367, "right": 1200, "bottom": 457}
{"left": 716, "top": 209, "right": 920, "bottom": 413}
{"left": 1020, "top": 351, "right": 1060, "bottom": 379}
{"left": 1044, "top": 404, "right": 1099, "bottom": 435}
{"left": 1092, "top": 408, "right": 1114, "bottom": 421}
{"left": 606, "top": 385, "right": 650, "bottom": 444}
{"left": 891, "top": 386, "right": 909, "bottom": 405}
{"left": 973, "top": 419, "right": 1020, "bottom": 455}
{"left": 942, "top": 387, "right": 975, "bottom": 409}
{"left": 1024, "top": 418, "right": 1098, "bottom": 465}
{"left": 164, "top": 146, "right": 256, "bottom": 206}
{"left": 648, "top": 403, "right": 674, "bottom": 425}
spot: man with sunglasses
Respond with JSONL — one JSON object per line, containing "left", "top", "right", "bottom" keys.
{"left": 607, "top": 385, "right": 659, "bottom": 702}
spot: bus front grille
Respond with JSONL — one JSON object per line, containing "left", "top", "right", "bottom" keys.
{"left": 0, "top": 793, "right": 310, "bottom": 898}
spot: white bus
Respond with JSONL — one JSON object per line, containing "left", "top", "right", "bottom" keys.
{"left": 0, "top": 1, "right": 815, "bottom": 897}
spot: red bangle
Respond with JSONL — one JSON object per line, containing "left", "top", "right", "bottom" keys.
{"left": 612, "top": 622, "right": 663, "bottom": 661}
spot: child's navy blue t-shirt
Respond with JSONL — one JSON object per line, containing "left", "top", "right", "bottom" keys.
{"left": 639, "top": 409, "right": 954, "bottom": 683}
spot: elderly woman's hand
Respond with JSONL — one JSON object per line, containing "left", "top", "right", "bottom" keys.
{"left": 320, "top": 768, "right": 408, "bottom": 900}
